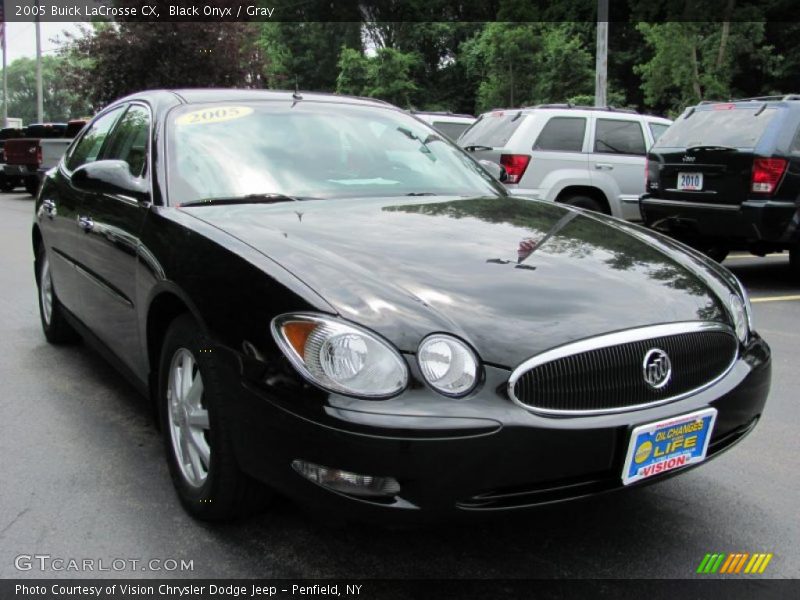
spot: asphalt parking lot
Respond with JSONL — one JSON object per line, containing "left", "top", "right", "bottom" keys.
{"left": 0, "top": 191, "right": 797, "bottom": 580}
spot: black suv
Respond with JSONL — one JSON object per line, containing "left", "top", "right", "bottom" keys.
{"left": 641, "top": 95, "right": 800, "bottom": 273}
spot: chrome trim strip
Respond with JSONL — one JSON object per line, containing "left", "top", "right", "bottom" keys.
{"left": 507, "top": 321, "right": 738, "bottom": 417}
{"left": 642, "top": 198, "right": 739, "bottom": 211}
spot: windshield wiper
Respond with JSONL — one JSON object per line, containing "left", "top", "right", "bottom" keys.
{"left": 686, "top": 145, "right": 737, "bottom": 153}
{"left": 463, "top": 145, "right": 494, "bottom": 152}
{"left": 405, "top": 192, "right": 438, "bottom": 196}
{"left": 179, "top": 193, "right": 307, "bottom": 207}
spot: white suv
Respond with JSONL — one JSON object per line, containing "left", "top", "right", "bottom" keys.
{"left": 412, "top": 111, "right": 476, "bottom": 141}
{"left": 459, "top": 105, "right": 672, "bottom": 220}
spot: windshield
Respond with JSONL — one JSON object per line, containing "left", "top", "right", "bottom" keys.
{"left": 654, "top": 105, "right": 778, "bottom": 150}
{"left": 166, "top": 101, "right": 504, "bottom": 205}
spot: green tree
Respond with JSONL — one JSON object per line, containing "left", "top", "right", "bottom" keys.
{"left": 259, "top": 22, "right": 362, "bottom": 91}
{"left": 635, "top": 19, "right": 773, "bottom": 115}
{"left": 461, "top": 23, "right": 594, "bottom": 113}
{"left": 336, "top": 47, "right": 420, "bottom": 107}
{"left": 59, "top": 22, "right": 263, "bottom": 110}
{"left": 336, "top": 47, "right": 370, "bottom": 96}
{"left": 0, "top": 56, "right": 91, "bottom": 124}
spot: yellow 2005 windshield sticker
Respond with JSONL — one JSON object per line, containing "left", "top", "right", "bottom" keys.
{"left": 176, "top": 106, "right": 253, "bottom": 126}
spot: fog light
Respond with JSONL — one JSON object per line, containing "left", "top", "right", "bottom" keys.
{"left": 292, "top": 460, "right": 400, "bottom": 498}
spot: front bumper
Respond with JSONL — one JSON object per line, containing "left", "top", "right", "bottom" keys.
{"left": 223, "top": 334, "right": 770, "bottom": 522}
{"left": 640, "top": 195, "right": 800, "bottom": 247}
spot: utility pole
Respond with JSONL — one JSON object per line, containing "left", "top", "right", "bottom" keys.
{"left": 595, "top": 0, "right": 608, "bottom": 107}
{"left": 2, "top": 12, "right": 7, "bottom": 127}
{"left": 35, "top": 5, "right": 44, "bottom": 123}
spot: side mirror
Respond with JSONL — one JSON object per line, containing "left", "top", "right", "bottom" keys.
{"left": 479, "top": 159, "right": 508, "bottom": 183}
{"left": 72, "top": 160, "right": 149, "bottom": 202}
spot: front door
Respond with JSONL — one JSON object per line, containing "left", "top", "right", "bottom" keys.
{"left": 74, "top": 103, "right": 152, "bottom": 375}
{"left": 39, "top": 107, "right": 125, "bottom": 314}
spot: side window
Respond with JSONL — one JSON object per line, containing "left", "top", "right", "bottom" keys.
{"left": 648, "top": 122, "right": 670, "bottom": 144}
{"left": 103, "top": 105, "right": 151, "bottom": 178}
{"left": 533, "top": 117, "right": 587, "bottom": 152}
{"left": 594, "top": 119, "right": 647, "bottom": 155}
{"left": 789, "top": 125, "right": 800, "bottom": 153}
{"left": 65, "top": 108, "right": 124, "bottom": 172}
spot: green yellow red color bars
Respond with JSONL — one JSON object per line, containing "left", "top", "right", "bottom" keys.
{"left": 696, "top": 553, "right": 773, "bottom": 574}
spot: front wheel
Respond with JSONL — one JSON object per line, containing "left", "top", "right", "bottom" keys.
{"left": 25, "top": 177, "right": 40, "bottom": 197}
{"left": 158, "top": 314, "right": 270, "bottom": 520}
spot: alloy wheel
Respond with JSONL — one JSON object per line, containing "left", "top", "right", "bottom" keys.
{"left": 167, "top": 348, "right": 211, "bottom": 488}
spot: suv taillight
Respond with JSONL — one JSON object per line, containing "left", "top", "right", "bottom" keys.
{"left": 751, "top": 158, "right": 787, "bottom": 194}
{"left": 36, "top": 145, "right": 43, "bottom": 166}
{"left": 500, "top": 154, "right": 531, "bottom": 184}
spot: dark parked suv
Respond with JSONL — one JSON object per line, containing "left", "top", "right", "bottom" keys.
{"left": 641, "top": 95, "right": 800, "bottom": 273}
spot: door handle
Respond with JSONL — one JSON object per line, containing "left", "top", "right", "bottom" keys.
{"left": 594, "top": 163, "right": 614, "bottom": 170}
{"left": 41, "top": 199, "right": 57, "bottom": 218}
{"left": 77, "top": 215, "right": 94, "bottom": 232}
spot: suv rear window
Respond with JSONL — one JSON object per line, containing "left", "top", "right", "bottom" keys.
{"left": 534, "top": 117, "right": 586, "bottom": 152}
{"left": 459, "top": 111, "right": 525, "bottom": 148}
{"left": 654, "top": 105, "right": 778, "bottom": 149}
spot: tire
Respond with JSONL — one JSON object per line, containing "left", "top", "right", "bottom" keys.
{"left": 790, "top": 245, "right": 800, "bottom": 277}
{"left": 158, "top": 314, "right": 270, "bottom": 520}
{"left": 561, "top": 194, "right": 607, "bottom": 214}
{"left": 0, "top": 175, "right": 17, "bottom": 193}
{"left": 703, "top": 247, "right": 729, "bottom": 263}
{"left": 25, "top": 177, "right": 40, "bottom": 197}
{"left": 36, "top": 247, "right": 80, "bottom": 344}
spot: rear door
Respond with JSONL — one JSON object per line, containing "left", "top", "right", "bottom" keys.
{"left": 73, "top": 103, "right": 152, "bottom": 374}
{"left": 589, "top": 117, "right": 648, "bottom": 220}
{"left": 526, "top": 115, "right": 589, "bottom": 192}
{"left": 649, "top": 104, "right": 781, "bottom": 206}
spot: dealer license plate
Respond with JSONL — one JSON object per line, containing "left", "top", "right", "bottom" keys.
{"left": 622, "top": 408, "right": 717, "bottom": 485}
{"left": 677, "top": 172, "right": 703, "bottom": 191}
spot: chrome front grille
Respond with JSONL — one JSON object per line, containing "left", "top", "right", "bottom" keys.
{"left": 508, "top": 322, "right": 738, "bottom": 416}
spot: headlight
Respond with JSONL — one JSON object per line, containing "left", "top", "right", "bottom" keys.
{"left": 417, "top": 334, "right": 479, "bottom": 396}
{"left": 271, "top": 314, "right": 407, "bottom": 398}
{"left": 729, "top": 276, "right": 753, "bottom": 343}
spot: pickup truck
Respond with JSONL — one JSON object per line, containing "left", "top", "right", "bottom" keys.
{"left": 0, "top": 127, "right": 25, "bottom": 192}
{"left": 3, "top": 123, "right": 67, "bottom": 195}
{"left": 38, "top": 120, "right": 87, "bottom": 180}
{"left": 2, "top": 120, "right": 86, "bottom": 196}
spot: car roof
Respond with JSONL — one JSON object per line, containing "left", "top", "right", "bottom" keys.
{"left": 111, "top": 88, "right": 397, "bottom": 110}
{"left": 412, "top": 110, "right": 474, "bottom": 119}
{"left": 474, "top": 106, "right": 671, "bottom": 125}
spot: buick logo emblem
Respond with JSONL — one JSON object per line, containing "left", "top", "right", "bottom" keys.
{"left": 643, "top": 348, "right": 672, "bottom": 389}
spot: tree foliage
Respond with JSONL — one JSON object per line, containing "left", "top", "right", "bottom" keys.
{"left": 51, "top": 6, "right": 800, "bottom": 122}
{"left": 0, "top": 56, "right": 91, "bottom": 123}
{"left": 461, "top": 23, "right": 594, "bottom": 112}
{"left": 59, "top": 22, "right": 262, "bottom": 110}
{"left": 635, "top": 21, "right": 774, "bottom": 115}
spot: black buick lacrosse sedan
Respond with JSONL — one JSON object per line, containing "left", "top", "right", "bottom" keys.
{"left": 33, "top": 89, "right": 770, "bottom": 521}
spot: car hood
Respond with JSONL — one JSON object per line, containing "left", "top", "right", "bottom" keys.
{"left": 183, "top": 196, "right": 731, "bottom": 368}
